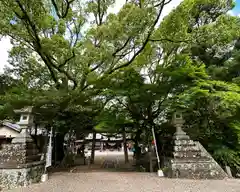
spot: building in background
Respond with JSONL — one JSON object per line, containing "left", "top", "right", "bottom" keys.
{"left": 74, "top": 133, "right": 132, "bottom": 153}
{"left": 0, "top": 121, "right": 47, "bottom": 145}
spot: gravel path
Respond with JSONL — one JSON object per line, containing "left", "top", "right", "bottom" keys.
{"left": 5, "top": 151, "right": 240, "bottom": 192}
{"left": 7, "top": 172, "right": 240, "bottom": 192}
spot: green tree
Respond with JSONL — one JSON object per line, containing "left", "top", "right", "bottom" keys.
{"left": 156, "top": 0, "right": 240, "bottom": 173}
{"left": 95, "top": 0, "right": 240, "bottom": 172}
{"left": 2, "top": 0, "right": 240, "bottom": 173}
{"left": 0, "top": 0, "right": 175, "bottom": 134}
{"left": 0, "top": 0, "right": 172, "bottom": 91}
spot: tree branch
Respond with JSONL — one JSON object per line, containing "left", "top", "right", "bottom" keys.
{"left": 107, "top": 0, "right": 170, "bottom": 75}
{"left": 154, "top": 0, "right": 172, "bottom": 7}
{"left": 97, "top": 0, "right": 103, "bottom": 25}
{"left": 40, "top": 56, "right": 60, "bottom": 87}
{"left": 90, "top": 61, "right": 104, "bottom": 72}
{"left": 149, "top": 38, "right": 190, "bottom": 43}
{"left": 62, "top": 0, "right": 74, "bottom": 18}
{"left": 15, "top": 0, "right": 77, "bottom": 89}
{"left": 67, "top": 22, "right": 74, "bottom": 46}
{"left": 112, "top": 37, "right": 132, "bottom": 57}
{"left": 51, "top": 0, "right": 74, "bottom": 18}
{"left": 59, "top": 50, "right": 75, "bottom": 68}
{"left": 51, "top": 0, "right": 62, "bottom": 18}
{"left": 72, "top": 19, "right": 82, "bottom": 46}
{"left": 152, "top": 87, "right": 172, "bottom": 118}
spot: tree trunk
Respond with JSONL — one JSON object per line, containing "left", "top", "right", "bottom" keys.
{"left": 42, "top": 129, "right": 49, "bottom": 159}
{"left": 134, "top": 129, "right": 142, "bottom": 161}
{"left": 90, "top": 131, "right": 96, "bottom": 164}
{"left": 122, "top": 129, "right": 129, "bottom": 164}
{"left": 41, "top": 125, "right": 50, "bottom": 171}
{"left": 34, "top": 122, "right": 37, "bottom": 136}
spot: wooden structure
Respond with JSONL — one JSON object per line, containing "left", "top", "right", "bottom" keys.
{"left": 74, "top": 133, "right": 132, "bottom": 152}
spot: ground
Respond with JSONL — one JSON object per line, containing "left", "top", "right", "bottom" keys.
{"left": 6, "top": 151, "right": 240, "bottom": 192}
{"left": 8, "top": 172, "right": 240, "bottom": 192}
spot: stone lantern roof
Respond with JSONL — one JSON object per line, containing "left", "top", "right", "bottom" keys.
{"left": 14, "top": 106, "right": 34, "bottom": 114}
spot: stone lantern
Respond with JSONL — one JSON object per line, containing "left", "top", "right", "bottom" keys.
{"left": 164, "top": 110, "right": 228, "bottom": 179}
{"left": 0, "top": 106, "right": 45, "bottom": 190}
{"left": 11, "top": 106, "right": 34, "bottom": 143}
{"left": 172, "top": 111, "right": 189, "bottom": 139}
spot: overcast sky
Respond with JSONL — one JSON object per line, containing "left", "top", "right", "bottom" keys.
{"left": 1, "top": 0, "right": 238, "bottom": 73}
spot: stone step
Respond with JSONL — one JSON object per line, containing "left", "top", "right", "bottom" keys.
{"left": 0, "top": 158, "right": 26, "bottom": 165}
{"left": 169, "top": 160, "right": 228, "bottom": 179}
{"left": 0, "top": 154, "right": 42, "bottom": 166}
{"left": 0, "top": 154, "right": 26, "bottom": 162}
{"left": 173, "top": 161, "right": 215, "bottom": 167}
{"left": 170, "top": 168, "right": 227, "bottom": 179}
{"left": 172, "top": 157, "right": 211, "bottom": 163}
{"left": 173, "top": 150, "right": 202, "bottom": 158}
{"left": 1, "top": 143, "right": 38, "bottom": 152}
{"left": 174, "top": 145, "right": 199, "bottom": 152}
{"left": 173, "top": 139, "right": 195, "bottom": 146}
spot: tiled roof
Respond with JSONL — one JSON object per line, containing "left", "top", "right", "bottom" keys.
{"left": 1, "top": 121, "right": 46, "bottom": 135}
{"left": 2, "top": 122, "right": 20, "bottom": 132}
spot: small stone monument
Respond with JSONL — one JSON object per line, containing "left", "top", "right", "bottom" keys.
{"left": 162, "top": 110, "right": 228, "bottom": 179}
{"left": 0, "top": 106, "right": 45, "bottom": 190}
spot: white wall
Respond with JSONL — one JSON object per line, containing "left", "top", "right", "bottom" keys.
{"left": 0, "top": 126, "right": 20, "bottom": 138}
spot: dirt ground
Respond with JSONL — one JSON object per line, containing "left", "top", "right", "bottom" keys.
{"left": 8, "top": 171, "right": 240, "bottom": 192}
{"left": 6, "top": 151, "right": 240, "bottom": 192}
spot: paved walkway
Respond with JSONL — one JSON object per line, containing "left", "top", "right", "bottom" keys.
{"left": 8, "top": 172, "right": 240, "bottom": 192}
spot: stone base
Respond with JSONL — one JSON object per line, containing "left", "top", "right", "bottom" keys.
{"left": 0, "top": 161, "right": 45, "bottom": 190}
{"left": 168, "top": 159, "right": 227, "bottom": 179}
{"left": 0, "top": 143, "right": 42, "bottom": 165}
{"left": 164, "top": 135, "right": 228, "bottom": 179}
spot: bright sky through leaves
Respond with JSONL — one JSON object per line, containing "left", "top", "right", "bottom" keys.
{"left": 0, "top": 0, "right": 239, "bottom": 73}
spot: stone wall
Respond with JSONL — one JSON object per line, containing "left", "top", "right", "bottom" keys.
{"left": 0, "top": 143, "right": 41, "bottom": 166}
{"left": 0, "top": 162, "right": 44, "bottom": 190}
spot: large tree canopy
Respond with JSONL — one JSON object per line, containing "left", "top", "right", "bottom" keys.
{"left": 0, "top": 0, "right": 172, "bottom": 90}
{"left": 0, "top": 0, "right": 174, "bottom": 129}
